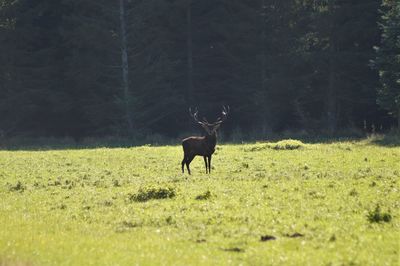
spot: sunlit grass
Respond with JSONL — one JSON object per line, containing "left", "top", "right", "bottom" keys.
{"left": 0, "top": 139, "right": 399, "bottom": 265}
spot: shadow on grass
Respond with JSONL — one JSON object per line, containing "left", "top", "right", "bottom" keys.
{"left": 0, "top": 137, "right": 178, "bottom": 151}
{"left": 0, "top": 132, "right": 398, "bottom": 151}
{"left": 369, "top": 133, "right": 400, "bottom": 147}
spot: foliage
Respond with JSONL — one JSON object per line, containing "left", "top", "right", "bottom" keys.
{"left": 7, "top": 181, "right": 25, "bottom": 192}
{"left": 195, "top": 190, "right": 212, "bottom": 200}
{"left": 367, "top": 205, "right": 392, "bottom": 223}
{"left": 128, "top": 187, "right": 176, "bottom": 202}
{"left": 244, "top": 139, "right": 305, "bottom": 151}
{"left": 0, "top": 0, "right": 396, "bottom": 138}
{"left": 0, "top": 140, "right": 398, "bottom": 265}
{"left": 268, "top": 139, "right": 305, "bottom": 150}
{"left": 373, "top": 0, "right": 400, "bottom": 127}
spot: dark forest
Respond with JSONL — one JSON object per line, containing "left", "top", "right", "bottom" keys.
{"left": 0, "top": 0, "right": 399, "bottom": 140}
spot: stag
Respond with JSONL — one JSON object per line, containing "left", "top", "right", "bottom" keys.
{"left": 181, "top": 106, "right": 229, "bottom": 174}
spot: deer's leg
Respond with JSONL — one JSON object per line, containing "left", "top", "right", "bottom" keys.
{"left": 207, "top": 155, "right": 212, "bottom": 174}
{"left": 181, "top": 155, "right": 186, "bottom": 173}
{"left": 186, "top": 155, "right": 195, "bottom": 175}
{"left": 203, "top": 156, "right": 208, "bottom": 174}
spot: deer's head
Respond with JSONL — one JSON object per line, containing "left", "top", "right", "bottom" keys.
{"left": 189, "top": 106, "right": 229, "bottom": 136}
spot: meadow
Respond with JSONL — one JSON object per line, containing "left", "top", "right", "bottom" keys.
{"left": 0, "top": 138, "right": 399, "bottom": 265}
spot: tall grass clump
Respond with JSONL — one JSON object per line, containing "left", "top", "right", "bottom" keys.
{"left": 244, "top": 139, "right": 305, "bottom": 152}
{"left": 367, "top": 205, "right": 392, "bottom": 223}
{"left": 195, "top": 190, "right": 212, "bottom": 200}
{"left": 269, "top": 139, "right": 305, "bottom": 150}
{"left": 128, "top": 186, "right": 176, "bottom": 202}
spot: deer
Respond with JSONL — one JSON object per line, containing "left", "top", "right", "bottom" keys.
{"left": 181, "top": 106, "right": 229, "bottom": 175}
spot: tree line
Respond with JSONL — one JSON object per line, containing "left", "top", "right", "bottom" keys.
{"left": 0, "top": 0, "right": 399, "bottom": 139}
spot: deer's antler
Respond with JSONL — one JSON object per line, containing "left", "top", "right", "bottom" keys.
{"left": 214, "top": 105, "right": 230, "bottom": 125}
{"left": 189, "top": 107, "right": 206, "bottom": 125}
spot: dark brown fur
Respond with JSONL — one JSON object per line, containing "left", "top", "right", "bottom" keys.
{"left": 182, "top": 134, "right": 216, "bottom": 174}
{"left": 181, "top": 106, "right": 228, "bottom": 174}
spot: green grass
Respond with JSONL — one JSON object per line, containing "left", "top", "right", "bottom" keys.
{"left": 0, "top": 139, "right": 399, "bottom": 265}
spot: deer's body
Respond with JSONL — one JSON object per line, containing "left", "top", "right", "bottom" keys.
{"left": 181, "top": 106, "right": 229, "bottom": 175}
{"left": 182, "top": 135, "right": 216, "bottom": 156}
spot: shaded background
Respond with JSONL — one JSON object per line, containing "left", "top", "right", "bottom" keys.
{"left": 0, "top": 0, "right": 399, "bottom": 140}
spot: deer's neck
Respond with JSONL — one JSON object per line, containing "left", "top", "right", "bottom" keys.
{"left": 205, "top": 134, "right": 217, "bottom": 148}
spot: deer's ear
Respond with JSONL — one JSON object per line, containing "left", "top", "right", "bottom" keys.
{"left": 213, "top": 124, "right": 221, "bottom": 131}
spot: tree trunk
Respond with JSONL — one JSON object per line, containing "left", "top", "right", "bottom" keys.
{"left": 260, "top": 0, "right": 268, "bottom": 135}
{"left": 261, "top": 0, "right": 267, "bottom": 94}
{"left": 326, "top": 1, "right": 337, "bottom": 134}
{"left": 186, "top": 0, "right": 194, "bottom": 105}
{"left": 119, "top": 0, "right": 133, "bottom": 133}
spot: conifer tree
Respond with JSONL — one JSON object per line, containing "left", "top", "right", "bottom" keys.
{"left": 374, "top": 0, "right": 400, "bottom": 128}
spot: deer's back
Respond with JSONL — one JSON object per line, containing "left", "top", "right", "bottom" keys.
{"left": 182, "top": 136, "right": 205, "bottom": 148}
{"left": 182, "top": 136, "right": 214, "bottom": 156}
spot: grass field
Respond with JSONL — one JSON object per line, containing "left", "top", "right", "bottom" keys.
{"left": 0, "top": 138, "right": 399, "bottom": 265}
